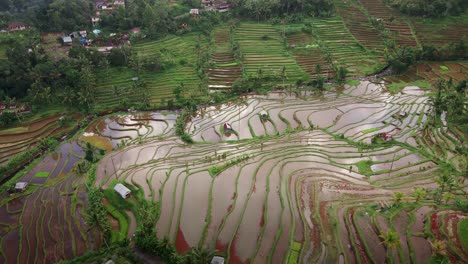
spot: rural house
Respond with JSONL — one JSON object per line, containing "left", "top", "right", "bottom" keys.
{"left": 15, "top": 182, "right": 28, "bottom": 192}
{"left": 114, "top": 183, "right": 131, "bottom": 199}
{"left": 62, "top": 36, "right": 72, "bottom": 46}
{"left": 211, "top": 256, "right": 225, "bottom": 264}
{"left": 4, "top": 22, "right": 30, "bottom": 32}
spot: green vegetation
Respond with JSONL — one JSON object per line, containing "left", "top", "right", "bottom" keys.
{"left": 34, "top": 171, "right": 49, "bottom": 178}
{"left": 361, "top": 127, "right": 380, "bottom": 134}
{"left": 458, "top": 218, "right": 468, "bottom": 250}
{"left": 0, "top": 1, "right": 467, "bottom": 264}
{"left": 387, "top": 80, "right": 431, "bottom": 94}
{"left": 385, "top": 0, "right": 467, "bottom": 17}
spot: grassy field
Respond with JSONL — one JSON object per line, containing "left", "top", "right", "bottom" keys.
{"left": 311, "top": 17, "right": 385, "bottom": 75}
{"left": 95, "top": 33, "right": 207, "bottom": 109}
{"left": 234, "top": 23, "right": 309, "bottom": 84}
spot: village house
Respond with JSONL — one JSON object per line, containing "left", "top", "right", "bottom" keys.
{"left": 114, "top": 183, "right": 131, "bottom": 199}
{"left": 211, "top": 256, "right": 225, "bottom": 264}
{"left": 62, "top": 36, "right": 72, "bottom": 46}
{"left": 91, "top": 16, "right": 101, "bottom": 27}
{"left": 94, "top": 0, "right": 109, "bottom": 9}
{"left": 113, "top": 0, "right": 125, "bottom": 8}
{"left": 201, "top": 0, "right": 230, "bottom": 12}
{"left": 15, "top": 182, "right": 28, "bottom": 192}
{"left": 190, "top": 9, "right": 200, "bottom": 15}
{"left": 3, "top": 22, "right": 30, "bottom": 32}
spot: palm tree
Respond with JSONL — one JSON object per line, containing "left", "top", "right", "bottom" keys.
{"left": 393, "top": 192, "right": 404, "bottom": 205}
{"left": 185, "top": 246, "right": 215, "bottom": 264}
{"left": 442, "top": 192, "right": 454, "bottom": 204}
{"left": 412, "top": 188, "right": 427, "bottom": 203}
{"left": 379, "top": 230, "right": 400, "bottom": 249}
{"left": 429, "top": 240, "right": 446, "bottom": 256}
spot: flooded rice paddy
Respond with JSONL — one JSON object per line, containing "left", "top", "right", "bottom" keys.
{"left": 93, "top": 81, "right": 466, "bottom": 263}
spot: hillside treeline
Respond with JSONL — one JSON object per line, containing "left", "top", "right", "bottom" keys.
{"left": 385, "top": 0, "right": 467, "bottom": 17}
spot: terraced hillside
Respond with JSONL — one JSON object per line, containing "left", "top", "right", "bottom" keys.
{"left": 208, "top": 26, "right": 242, "bottom": 91}
{"left": 0, "top": 113, "right": 81, "bottom": 165}
{"left": 95, "top": 81, "right": 466, "bottom": 263}
{"left": 234, "top": 23, "right": 309, "bottom": 84}
{"left": 312, "top": 17, "right": 384, "bottom": 75}
{"left": 384, "top": 61, "right": 468, "bottom": 84}
{"left": 95, "top": 33, "right": 207, "bottom": 109}
{"left": 134, "top": 34, "right": 207, "bottom": 104}
{"left": 359, "top": 0, "right": 418, "bottom": 47}
{"left": 285, "top": 32, "right": 335, "bottom": 79}
{"left": 333, "top": 0, "right": 385, "bottom": 56}
{"left": 83, "top": 111, "right": 177, "bottom": 149}
{"left": 94, "top": 67, "right": 140, "bottom": 110}
{"left": 0, "top": 141, "right": 101, "bottom": 263}
{"left": 410, "top": 12, "right": 468, "bottom": 47}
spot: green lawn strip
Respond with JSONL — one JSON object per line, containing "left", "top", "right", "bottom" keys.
{"left": 34, "top": 171, "right": 50, "bottom": 178}
{"left": 457, "top": 218, "right": 468, "bottom": 250}
{"left": 346, "top": 79, "right": 361, "bottom": 86}
{"left": 208, "top": 155, "right": 250, "bottom": 177}
{"left": 355, "top": 160, "right": 374, "bottom": 176}
{"left": 106, "top": 203, "right": 129, "bottom": 242}
{"left": 361, "top": 127, "right": 380, "bottom": 134}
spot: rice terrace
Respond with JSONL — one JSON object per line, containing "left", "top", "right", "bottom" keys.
{"left": 0, "top": 0, "right": 467, "bottom": 264}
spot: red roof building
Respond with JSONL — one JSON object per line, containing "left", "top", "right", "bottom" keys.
{"left": 5, "top": 22, "right": 30, "bottom": 32}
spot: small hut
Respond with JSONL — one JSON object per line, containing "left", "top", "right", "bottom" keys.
{"left": 15, "top": 182, "right": 28, "bottom": 192}
{"left": 211, "top": 256, "right": 225, "bottom": 264}
{"left": 62, "top": 36, "right": 72, "bottom": 46}
{"left": 260, "top": 110, "right": 268, "bottom": 118}
{"left": 379, "top": 133, "right": 392, "bottom": 141}
{"left": 190, "top": 9, "right": 199, "bottom": 15}
{"left": 114, "top": 183, "right": 131, "bottom": 199}
{"left": 223, "top": 123, "right": 232, "bottom": 132}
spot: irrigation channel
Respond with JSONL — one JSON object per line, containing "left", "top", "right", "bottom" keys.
{"left": 1, "top": 81, "right": 466, "bottom": 263}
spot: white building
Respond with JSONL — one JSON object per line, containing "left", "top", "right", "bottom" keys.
{"left": 114, "top": 183, "right": 131, "bottom": 199}
{"left": 15, "top": 182, "right": 28, "bottom": 192}
{"left": 211, "top": 256, "right": 225, "bottom": 264}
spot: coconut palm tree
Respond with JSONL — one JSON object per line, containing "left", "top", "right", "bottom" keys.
{"left": 393, "top": 192, "right": 404, "bottom": 205}
{"left": 379, "top": 230, "right": 400, "bottom": 249}
{"left": 185, "top": 246, "right": 215, "bottom": 264}
{"left": 412, "top": 188, "right": 427, "bottom": 203}
{"left": 429, "top": 239, "right": 447, "bottom": 256}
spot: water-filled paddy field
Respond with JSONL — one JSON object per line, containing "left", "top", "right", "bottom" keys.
{"left": 91, "top": 82, "right": 466, "bottom": 263}
{"left": 1, "top": 82, "right": 466, "bottom": 263}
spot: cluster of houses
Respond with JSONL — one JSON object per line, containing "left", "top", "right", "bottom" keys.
{"left": 91, "top": 0, "right": 126, "bottom": 27}
{"left": 0, "top": 102, "right": 32, "bottom": 115}
{"left": 0, "top": 22, "right": 31, "bottom": 33}
{"left": 94, "top": 0, "right": 125, "bottom": 10}
{"left": 61, "top": 30, "right": 91, "bottom": 46}
{"left": 201, "top": 0, "right": 231, "bottom": 12}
